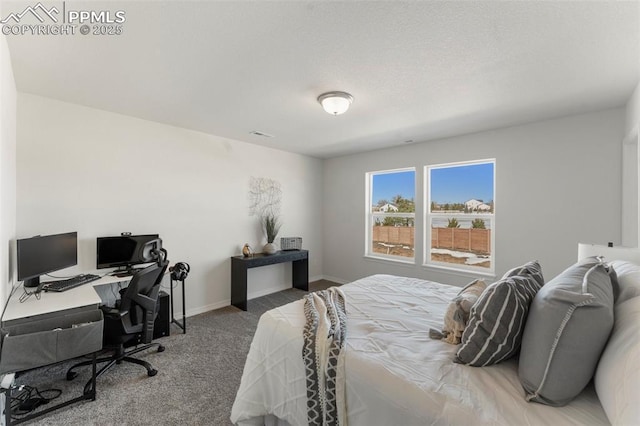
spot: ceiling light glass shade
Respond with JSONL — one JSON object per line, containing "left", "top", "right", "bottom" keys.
{"left": 317, "top": 91, "right": 354, "bottom": 115}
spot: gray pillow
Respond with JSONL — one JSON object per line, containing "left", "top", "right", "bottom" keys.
{"left": 456, "top": 266, "right": 543, "bottom": 366}
{"left": 502, "top": 260, "right": 544, "bottom": 288}
{"left": 518, "top": 257, "right": 614, "bottom": 406}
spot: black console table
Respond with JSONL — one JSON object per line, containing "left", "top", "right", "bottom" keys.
{"left": 231, "top": 250, "right": 309, "bottom": 311}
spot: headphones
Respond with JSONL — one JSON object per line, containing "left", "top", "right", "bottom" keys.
{"left": 170, "top": 262, "right": 190, "bottom": 281}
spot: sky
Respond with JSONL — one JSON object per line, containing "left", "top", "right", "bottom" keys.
{"left": 371, "top": 162, "right": 494, "bottom": 205}
{"left": 430, "top": 163, "right": 494, "bottom": 204}
{"left": 372, "top": 170, "right": 415, "bottom": 204}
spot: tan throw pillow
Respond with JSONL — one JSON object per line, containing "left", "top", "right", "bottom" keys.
{"left": 429, "top": 279, "right": 487, "bottom": 345}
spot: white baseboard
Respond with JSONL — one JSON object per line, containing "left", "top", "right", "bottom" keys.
{"left": 247, "top": 276, "right": 330, "bottom": 299}
{"left": 247, "top": 284, "right": 291, "bottom": 300}
{"left": 184, "top": 299, "right": 230, "bottom": 318}
{"left": 319, "top": 275, "right": 350, "bottom": 285}
{"left": 184, "top": 275, "right": 350, "bottom": 318}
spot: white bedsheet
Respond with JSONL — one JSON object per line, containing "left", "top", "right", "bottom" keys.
{"left": 231, "top": 274, "right": 609, "bottom": 426}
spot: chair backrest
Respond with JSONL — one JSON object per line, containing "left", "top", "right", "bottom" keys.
{"left": 119, "top": 260, "right": 169, "bottom": 342}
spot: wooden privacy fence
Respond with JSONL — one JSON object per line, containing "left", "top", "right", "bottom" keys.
{"left": 431, "top": 227, "right": 490, "bottom": 255}
{"left": 372, "top": 226, "right": 491, "bottom": 254}
{"left": 372, "top": 226, "right": 415, "bottom": 248}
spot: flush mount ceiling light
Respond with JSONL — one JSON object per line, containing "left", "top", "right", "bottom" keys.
{"left": 317, "top": 91, "right": 354, "bottom": 115}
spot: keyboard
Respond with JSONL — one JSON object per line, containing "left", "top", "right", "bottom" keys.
{"left": 43, "top": 274, "right": 101, "bottom": 292}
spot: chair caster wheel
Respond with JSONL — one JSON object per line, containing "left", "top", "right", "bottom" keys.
{"left": 148, "top": 369, "right": 158, "bottom": 377}
{"left": 158, "top": 345, "right": 165, "bottom": 353}
{"left": 67, "top": 371, "right": 78, "bottom": 381}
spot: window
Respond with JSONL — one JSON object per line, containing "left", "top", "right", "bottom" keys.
{"left": 366, "top": 168, "right": 416, "bottom": 261}
{"left": 425, "top": 160, "right": 495, "bottom": 273}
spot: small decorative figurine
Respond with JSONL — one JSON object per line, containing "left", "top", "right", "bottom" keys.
{"left": 242, "top": 243, "right": 253, "bottom": 257}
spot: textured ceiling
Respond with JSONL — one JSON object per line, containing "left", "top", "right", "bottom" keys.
{"left": 4, "top": 1, "right": 639, "bottom": 158}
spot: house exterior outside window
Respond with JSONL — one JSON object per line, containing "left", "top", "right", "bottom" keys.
{"left": 425, "top": 160, "right": 495, "bottom": 274}
{"left": 366, "top": 168, "right": 416, "bottom": 262}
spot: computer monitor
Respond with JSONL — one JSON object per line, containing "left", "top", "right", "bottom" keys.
{"left": 96, "top": 234, "right": 161, "bottom": 274}
{"left": 17, "top": 232, "right": 78, "bottom": 288}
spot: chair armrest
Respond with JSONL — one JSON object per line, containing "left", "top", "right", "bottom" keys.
{"left": 100, "top": 306, "right": 128, "bottom": 318}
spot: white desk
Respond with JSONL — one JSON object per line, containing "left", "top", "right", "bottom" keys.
{"left": 1, "top": 269, "right": 171, "bottom": 424}
{"left": 0, "top": 275, "right": 129, "bottom": 424}
{"left": 3, "top": 275, "right": 129, "bottom": 324}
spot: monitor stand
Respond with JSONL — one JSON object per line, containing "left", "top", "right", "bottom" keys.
{"left": 111, "top": 267, "right": 139, "bottom": 278}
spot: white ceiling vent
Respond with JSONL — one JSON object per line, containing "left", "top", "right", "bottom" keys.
{"left": 249, "top": 131, "right": 274, "bottom": 138}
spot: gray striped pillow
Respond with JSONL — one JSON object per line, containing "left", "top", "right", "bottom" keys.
{"left": 502, "top": 260, "right": 544, "bottom": 287}
{"left": 455, "top": 272, "right": 543, "bottom": 366}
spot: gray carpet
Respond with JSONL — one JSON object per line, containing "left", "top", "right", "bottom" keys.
{"left": 14, "top": 280, "right": 337, "bottom": 425}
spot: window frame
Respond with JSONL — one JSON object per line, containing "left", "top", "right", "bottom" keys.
{"left": 424, "top": 159, "right": 496, "bottom": 275}
{"left": 365, "top": 167, "right": 416, "bottom": 263}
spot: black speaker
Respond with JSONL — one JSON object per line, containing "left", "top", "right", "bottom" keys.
{"left": 153, "top": 291, "right": 170, "bottom": 339}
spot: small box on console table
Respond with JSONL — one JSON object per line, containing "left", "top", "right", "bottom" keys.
{"left": 280, "top": 237, "right": 302, "bottom": 251}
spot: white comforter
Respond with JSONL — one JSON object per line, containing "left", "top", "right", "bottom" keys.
{"left": 231, "top": 274, "right": 609, "bottom": 426}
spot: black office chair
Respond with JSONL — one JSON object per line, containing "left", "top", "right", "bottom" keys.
{"left": 67, "top": 250, "right": 169, "bottom": 392}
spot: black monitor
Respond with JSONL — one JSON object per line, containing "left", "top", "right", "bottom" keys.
{"left": 96, "top": 234, "right": 161, "bottom": 274}
{"left": 17, "top": 232, "right": 78, "bottom": 288}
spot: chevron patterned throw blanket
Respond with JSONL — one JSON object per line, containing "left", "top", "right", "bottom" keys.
{"left": 303, "top": 288, "right": 348, "bottom": 426}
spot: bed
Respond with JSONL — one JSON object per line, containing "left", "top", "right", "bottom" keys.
{"left": 231, "top": 248, "right": 640, "bottom": 426}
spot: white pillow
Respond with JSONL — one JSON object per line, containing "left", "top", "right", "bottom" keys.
{"left": 610, "top": 260, "right": 640, "bottom": 304}
{"left": 595, "top": 261, "right": 640, "bottom": 425}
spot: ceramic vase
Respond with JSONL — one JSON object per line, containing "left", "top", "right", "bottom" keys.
{"left": 263, "top": 242, "right": 277, "bottom": 255}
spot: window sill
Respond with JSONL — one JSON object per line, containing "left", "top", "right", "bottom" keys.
{"left": 364, "top": 254, "right": 415, "bottom": 266}
{"left": 421, "top": 263, "right": 496, "bottom": 279}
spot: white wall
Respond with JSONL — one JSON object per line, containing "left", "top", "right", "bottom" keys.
{"left": 323, "top": 109, "right": 624, "bottom": 287}
{"left": 625, "top": 83, "right": 640, "bottom": 138}
{"left": 0, "top": 35, "right": 17, "bottom": 307}
{"left": 622, "top": 82, "right": 640, "bottom": 247}
{"left": 17, "top": 94, "right": 323, "bottom": 316}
